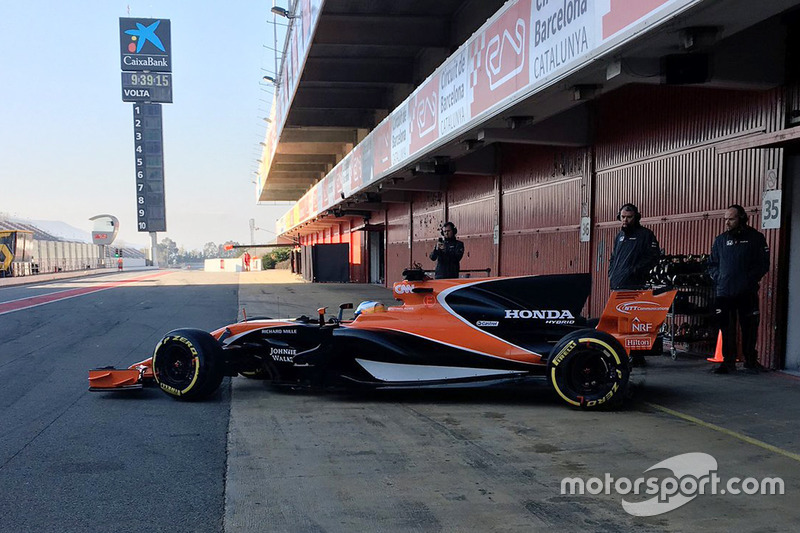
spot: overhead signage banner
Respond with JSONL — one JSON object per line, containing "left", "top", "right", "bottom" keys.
{"left": 529, "top": 0, "right": 596, "bottom": 85}
{"left": 469, "top": 0, "right": 531, "bottom": 119}
{"left": 439, "top": 47, "right": 470, "bottom": 138}
{"left": 390, "top": 102, "right": 410, "bottom": 167}
{"left": 119, "top": 18, "right": 172, "bottom": 72}
{"left": 409, "top": 75, "right": 440, "bottom": 156}
{"left": 277, "top": 0, "right": 702, "bottom": 235}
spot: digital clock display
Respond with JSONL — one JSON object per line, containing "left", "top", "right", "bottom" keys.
{"left": 121, "top": 72, "right": 173, "bottom": 103}
{"left": 126, "top": 73, "right": 170, "bottom": 86}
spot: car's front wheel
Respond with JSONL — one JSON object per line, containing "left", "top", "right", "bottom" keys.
{"left": 152, "top": 328, "right": 224, "bottom": 400}
{"left": 547, "top": 329, "right": 629, "bottom": 409}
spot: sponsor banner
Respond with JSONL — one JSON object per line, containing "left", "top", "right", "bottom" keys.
{"left": 350, "top": 145, "right": 364, "bottom": 192}
{"left": 324, "top": 174, "right": 335, "bottom": 213}
{"left": 359, "top": 134, "right": 375, "bottom": 186}
{"left": 530, "top": 0, "right": 596, "bottom": 85}
{"left": 277, "top": 0, "right": 704, "bottom": 235}
{"left": 314, "top": 179, "right": 326, "bottom": 217}
{"left": 299, "top": 195, "right": 309, "bottom": 222}
{"left": 0, "top": 232, "right": 14, "bottom": 272}
{"left": 261, "top": 0, "right": 324, "bottom": 198}
{"left": 469, "top": 0, "right": 531, "bottom": 119}
{"left": 373, "top": 119, "right": 392, "bottom": 176}
{"left": 602, "top": 0, "right": 672, "bottom": 40}
{"left": 390, "top": 100, "right": 411, "bottom": 166}
{"left": 119, "top": 18, "right": 172, "bottom": 72}
{"left": 409, "top": 74, "right": 440, "bottom": 156}
{"left": 439, "top": 47, "right": 471, "bottom": 138}
{"left": 339, "top": 159, "right": 353, "bottom": 198}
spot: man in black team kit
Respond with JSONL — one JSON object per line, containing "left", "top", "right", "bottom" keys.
{"left": 608, "top": 203, "right": 660, "bottom": 366}
{"left": 430, "top": 221, "right": 464, "bottom": 279}
{"left": 707, "top": 205, "right": 770, "bottom": 374}
{"left": 608, "top": 203, "right": 660, "bottom": 290}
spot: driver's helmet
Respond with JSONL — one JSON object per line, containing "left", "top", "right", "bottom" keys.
{"left": 354, "top": 301, "right": 386, "bottom": 317}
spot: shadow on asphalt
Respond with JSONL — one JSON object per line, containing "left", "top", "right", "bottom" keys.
{"left": 245, "top": 379, "right": 569, "bottom": 408}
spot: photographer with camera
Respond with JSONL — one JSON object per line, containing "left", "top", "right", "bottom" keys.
{"left": 430, "top": 221, "right": 464, "bottom": 279}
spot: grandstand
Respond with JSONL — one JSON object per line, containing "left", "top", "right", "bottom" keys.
{"left": 0, "top": 216, "right": 145, "bottom": 276}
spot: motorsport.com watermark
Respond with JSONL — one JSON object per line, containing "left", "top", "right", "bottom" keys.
{"left": 561, "top": 453, "right": 784, "bottom": 517}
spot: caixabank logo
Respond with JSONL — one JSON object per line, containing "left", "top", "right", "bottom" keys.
{"left": 119, "top": 18, "right": 172, "bottom": 72}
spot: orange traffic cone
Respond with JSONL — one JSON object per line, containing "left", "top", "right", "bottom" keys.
{"left": 707, "top": 330, "right": 724, "bottom": 363}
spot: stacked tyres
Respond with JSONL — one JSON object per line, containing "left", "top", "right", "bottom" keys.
{"left": 547, "top": 329, "right": 629, "bottom": 409}
{"left": 152, "top": 328, "right": 224, "bottom": 400}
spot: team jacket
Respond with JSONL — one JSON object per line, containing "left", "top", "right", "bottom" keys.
{"left": 708, "top": 225, "right": 770, "bottom": 297}
{"left": 430, "top": 238, "right": 464, "bottom": 279}
{"left": 608, "top": 225, "right": 660, "bottom": 290}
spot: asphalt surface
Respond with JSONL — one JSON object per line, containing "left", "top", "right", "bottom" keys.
{"left": 229, "top": 271, "right": 800, "bottom": 533}
{"left": 1, "top": 269, "right": 798, "bottom": 532}
{"left": 0, "top": 270, "right": 237, "bottom": 533}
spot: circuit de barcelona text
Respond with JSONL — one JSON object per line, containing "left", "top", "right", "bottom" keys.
{"left": 532, "top": 0, "right": 590, "bottom": 80}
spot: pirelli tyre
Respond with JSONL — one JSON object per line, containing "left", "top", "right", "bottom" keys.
{"left": 152, "top": 328, "right": 224, "bottom": 400}
{"left": 547, "top": 329, "right": 630, "bottom": 410}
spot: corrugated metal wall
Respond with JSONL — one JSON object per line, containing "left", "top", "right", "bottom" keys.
{"left": 386, "top": 203, "right": 411, "bottom": 283}
{"left": 293, "top": 83, "right": 788, "bottom": 366}
{"left": 447, "top": 174, "right": 496, "bottom": 274}
{"left": 410, "top": 191, "right": 446, "bottom": 271}
{"left": 500, "top": 145, "right": 590, "bottom": 276}
{"left": 592, "top": 84, "right": 783, "bottom": 366}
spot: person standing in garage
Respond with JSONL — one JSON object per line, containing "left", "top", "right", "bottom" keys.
{"left": 608, "top": 203, "right": 661, "bottom": 290}
{"left": 707, "top": 205, "right": 770, "bottom": 374}
{"left": 608, "top": 203, "right": 661, "bottom": 366}
{"left": 430, "top": 222, "right": 464, "bottom": 279}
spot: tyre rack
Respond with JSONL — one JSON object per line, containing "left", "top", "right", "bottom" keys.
{"left": 650, "top": 255, "right": 716, "bottom": 360}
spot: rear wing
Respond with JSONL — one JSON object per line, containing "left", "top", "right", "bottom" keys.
{"left": 596, "top": 289, "right": 677, "bottom": 353}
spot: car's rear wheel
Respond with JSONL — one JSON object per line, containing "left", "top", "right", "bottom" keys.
{"left": 152, "top": 328, "right": 224, "bottom": 400}
{"left": 548, "top": 329, "right": 629, "bottom": 409}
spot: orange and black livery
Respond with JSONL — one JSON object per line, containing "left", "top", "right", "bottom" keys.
{"left": 89, "top": 269, "right": 675, "bottom": 409}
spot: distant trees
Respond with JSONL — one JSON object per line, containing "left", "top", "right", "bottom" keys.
{"left": 155, "top": 237, "right": 179, "bottom": 265}
{"left": 202, "top": 242, "right": 217, "bottom": 258}
{"left": 262, "top": 247, "right": 291, "bottom": 269}
{"left": 157, "top": 238, "right": 234, "bottom": 265}
{"left": 155, "top": 239, "right": 288, "bottom": 267}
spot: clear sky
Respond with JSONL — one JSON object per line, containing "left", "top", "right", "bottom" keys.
{"left": 0, "top": 1, "right": 290, "bottom": 250}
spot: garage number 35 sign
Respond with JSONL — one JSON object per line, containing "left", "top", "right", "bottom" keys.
{"left": 762, "top": 189, "right": 781, "bottom": 230}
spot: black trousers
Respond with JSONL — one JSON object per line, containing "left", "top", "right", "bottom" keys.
{"left": 715, "top": 292, "right": 760, "bottom": 367}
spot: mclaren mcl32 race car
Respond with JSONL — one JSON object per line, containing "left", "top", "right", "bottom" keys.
{"left": 89, "top": 271, "right": 676, "bottom": 410}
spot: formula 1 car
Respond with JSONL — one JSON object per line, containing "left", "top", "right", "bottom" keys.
{"left": 89, "top": 270, "right": 676, "bottom": 409}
